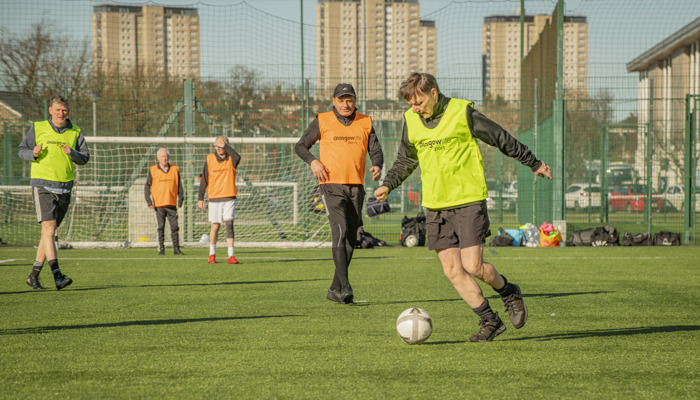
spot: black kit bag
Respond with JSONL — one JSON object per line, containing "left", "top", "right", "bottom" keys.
{"left": 366, "top": 196, "right": 391, "bottom": 217}
{"left": 621, "top": 232, "right": 652, "bottom": 246}
{"left": 591, "top": 224, "right": 619, "bottom": 246}
{"left": 400, "top": 213, "right": 426, "bottom": 247}
{"left": 356, "top": 227, "right": 387, "bottom": 249}
{"left": 571, "top": 228, "right": 596, "bottom": 246}
{"left": 489, "top": 228, "right": 514, "bottom": 247}
{"left": 653, "top": 231, "right": 681, "bottom": 246}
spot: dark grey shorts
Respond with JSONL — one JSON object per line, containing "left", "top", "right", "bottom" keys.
{"left": 426, "top": 201, "right": 491, "bottom": 250}
{"left": 33, "top": 186, "right": 71, "bottom": 226}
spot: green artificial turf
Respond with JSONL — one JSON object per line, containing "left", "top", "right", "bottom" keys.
{"left": 0, "top": 246, "right": 698, "bottom": 399}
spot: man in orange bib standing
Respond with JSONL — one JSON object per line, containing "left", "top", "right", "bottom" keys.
{"left": 296, "top": 83, "right": 384, "bottom": 304}
{"left": 198, "top": 136, "right": 241, "bottom": 264}
{"left": 145, "top": 148, "right": 184, "bottom": 255}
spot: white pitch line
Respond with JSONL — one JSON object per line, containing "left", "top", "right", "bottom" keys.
{"left": 56, "top": 255, "right": 668, "bottom": 261}
{"left": 0, "top": 259, "right": 22, "bottom": 264}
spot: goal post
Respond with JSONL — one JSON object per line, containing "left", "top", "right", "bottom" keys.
{"left": 0, "top": 136, "right": 334, "bottom": 248}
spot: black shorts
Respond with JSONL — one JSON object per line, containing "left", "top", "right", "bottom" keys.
{"left": 426, "top": 201, "right": 491, "bottom": 250}
{"left": 33, "top": 186, "right": 71, "bottom": 226}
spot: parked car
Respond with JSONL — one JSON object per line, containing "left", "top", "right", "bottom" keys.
{"left": 660, "top": 185, "right": 700, "bottom": 211}
{"left": 609, "top": 184, "right": 665, "bottom": 212}
{"left": 485, "top": 179, "right": 516, "bottom": 211}
{"left": 565, "top": 183, "right": 601, "bottom": 211}
{"left": 405, "top": 181, "right": 515, "bottom": 211}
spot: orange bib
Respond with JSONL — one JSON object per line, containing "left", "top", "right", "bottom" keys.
{"left": 317, "top": 111, "right": 372, "bottom": 185}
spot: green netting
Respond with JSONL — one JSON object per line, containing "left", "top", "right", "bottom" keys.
{"left": 1, "top": 0, "right": 699, "bottom": 245}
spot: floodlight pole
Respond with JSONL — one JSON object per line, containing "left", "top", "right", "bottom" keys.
{"left": 184, "top": 79, "right": 196, "bottom": 242}
{"left": 300, "top": 0, "right": 306, "bottom": 129}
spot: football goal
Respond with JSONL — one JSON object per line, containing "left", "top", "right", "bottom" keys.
{"left": 0, "top": 136, "right": 334, "bottom": 248}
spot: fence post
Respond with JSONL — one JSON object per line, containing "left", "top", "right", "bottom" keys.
{"left": 685, "top": 94, "right": 699, "bottom": 245}
{"left": 3, "top": 123, "right": 12, "bottom": 186}
{"left": 647, "top": 83, "right": 654, "bottom": 237}
{"left": 184, "top": 79, "right": 196, "bottom": 242}
{"left": 600, "top": 126, "right": 609, "bottom": 223}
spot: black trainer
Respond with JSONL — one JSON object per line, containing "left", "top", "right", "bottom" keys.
{"left": 469, "top": 315, "right": 506, "bottom": 342}
{"left": 502, "top": 283, "right": 528, "bottom": 329}
{"left": 54, "top": 274, "right": 73, "bottom": 290}
{"left": 340, "top": 285, "right": 354, "bottom": 304}
{"left": 26, "top": 275, "right": 45, "bottom": 290}
{"left": 173, "top": 248, "right": 184, "bottom": 255}
{"left": 326, "top": 288, "right": 342, "bottom": 303}
{"left": 158, "top": 247, "right": 165, "bottom": 256}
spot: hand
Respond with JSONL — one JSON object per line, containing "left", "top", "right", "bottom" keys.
{"left": 61, "top": 145, "right": 71, "bottom": 155}
{"left": 214, "top": 137, "right": 227, "bottom": 149}
{"left": 149, "top": 205, "right": 154, "bottom": 209}
{"left": 374, "top": 186, "right": 390, "bottom": 202}
{"left": 33, "top": 143, "right": 43, "bottom": 157}
{"left": 310, "top": 159, "right": 330, "bottom": 183}
{"left": 198, "top": 200, "right": 205, "bottom": 210}
{"left": 535, "top": 161, "right": 553, "bottom": 180}
{"left": 370, "top": 166, "right": 381, "bottom": 181}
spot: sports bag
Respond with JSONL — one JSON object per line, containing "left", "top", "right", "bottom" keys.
{"left": 570, "top": 228, "right": 596, "bottom": 246}
{"left": 621, "top": 232, "right": 651, "bottom": 246}
{"left": 489, "top": 228, "right": 513, "bottom": 247}
{"left": 653, "top": 231, "right": 680, "bottom": 246}
{"left": 503, "top": 229, "right": 523, "bottom": 247}
{"left": 400, "top": 213, "right": 426, "bottom": 247}
{"left": 355, "top": 227, "right": 387, "bottom": 249}
{"left": 590, "top": 224, "right": 619, "bottom": 246}
{"left": 366, "top": 196, "right": 390, "bottom": 217}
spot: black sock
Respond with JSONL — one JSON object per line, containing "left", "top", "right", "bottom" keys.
{"left": 48, "top": 259, "right": 61, "bottom": 277}
{"left": 494, "top": 274, "right": 515, "bottom": 297}
{"left": 30, "top": 261, "right": 43, "bottom": 277}
{"left": 472, "top": 299, "right": 498, "bottom": 322}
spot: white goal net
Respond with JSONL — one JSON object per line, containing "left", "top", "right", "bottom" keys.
{"left": 1, "top": 136, "right": 335, "bottom": 248}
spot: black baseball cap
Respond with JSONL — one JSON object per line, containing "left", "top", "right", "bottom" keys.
{"left": 333, "top": 83, "right": 356, "bottom": 98}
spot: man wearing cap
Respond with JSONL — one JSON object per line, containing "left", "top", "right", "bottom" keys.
{"left": 295, "top": 83, "right": 384, "bottom": 305}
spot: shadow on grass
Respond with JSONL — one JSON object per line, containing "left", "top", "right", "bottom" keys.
{"left": 0, "top": 278, "right": 326, "bottom": 295}
{"left": 419, "top": 325, "right": 700, "bottom": 345}
{"left": 0, "top": 315, "right": 299, "bottom": 336}
{"left": 505, "top": 325, "right": 700, "bottom": 341}
{"left": 369, "top": 291, "right": 610, "bottom": 306}
{"left": 493, "top": 291, "right": 611, "bottom": 299}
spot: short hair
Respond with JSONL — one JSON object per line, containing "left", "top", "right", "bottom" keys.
{"left": 49, "top": 95, "right": 69, "bottom": 109}
{"left": 216, "top": 136, "right": 229, "bottom": 144}
{"left": 157, "top": 148, "right": 170, "bottom": 157}
{"left": 398, "top": 73, "right": 440, "bottom": 101}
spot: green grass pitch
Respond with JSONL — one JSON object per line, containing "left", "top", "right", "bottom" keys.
{"left": 1, "top": 246, "right": 698, "bottom": 399}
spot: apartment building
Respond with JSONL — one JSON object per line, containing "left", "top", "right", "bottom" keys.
{"left": 482, "top": 14, "right": 587, "bottom": 101}
{"left": 92, "top": 5, "right": 200, "bottom": 78}
{"left": 317, "top": 0, "right": 436, "bottom": 100}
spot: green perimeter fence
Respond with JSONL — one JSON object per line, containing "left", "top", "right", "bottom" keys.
{"left": 1, "top": 0, "right": 698, "bottom": 245}
{"left": 2, "top": 77, "right": 698, "bottom": 246}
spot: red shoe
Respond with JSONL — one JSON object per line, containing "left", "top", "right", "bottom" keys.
{"left": 228, "top": 256, "right": 239, "bottom": 264}
{"left": 208, "top": 255, "right": 216, "bottom": 264}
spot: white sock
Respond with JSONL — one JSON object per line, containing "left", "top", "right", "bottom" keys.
{"left": 228, "top": 247, "right": 234, "bottom": 257}
{"left": 209, "top": 245, "right": 216, "bottom": 256}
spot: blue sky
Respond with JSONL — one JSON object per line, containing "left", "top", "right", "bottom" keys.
{"left": 1, "top": 1, "right": 698, "bottom": 84}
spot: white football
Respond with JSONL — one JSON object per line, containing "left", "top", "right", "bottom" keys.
{"left": 396, "top": 307, "right": 433, "bottom": 345}
{"left": 404, "top": 234, "right": 419, "bottom": 247}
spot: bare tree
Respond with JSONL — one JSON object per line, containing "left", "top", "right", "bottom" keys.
{"left": 0, "top": 23, "right": 91, "bottom": 101}
{"left": 228, "top": 65, "right": 259, "bottom": 102}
